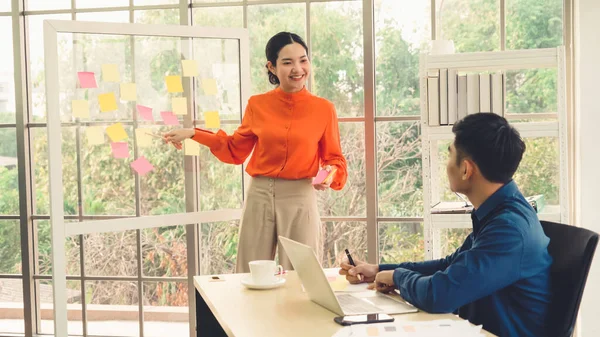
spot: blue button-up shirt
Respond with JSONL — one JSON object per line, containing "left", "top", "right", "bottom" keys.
{"left": 380, "top": 181, "right": 552, "bottom": 337}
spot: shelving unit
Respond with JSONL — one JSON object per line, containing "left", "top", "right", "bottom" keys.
{"left": 419, "top": 47, "right": 569, "bottom": 260}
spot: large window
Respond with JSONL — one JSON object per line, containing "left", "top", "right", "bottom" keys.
{"left": 0, "top": 0, "right": 567, "bottom": 336}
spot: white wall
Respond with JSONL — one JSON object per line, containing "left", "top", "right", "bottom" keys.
{"left": 575, "top": 0, "right": 600, "bottom": 336}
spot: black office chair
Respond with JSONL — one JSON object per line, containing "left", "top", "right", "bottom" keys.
{"left": 541, "top": 220, "right": 599, "bottom": 337}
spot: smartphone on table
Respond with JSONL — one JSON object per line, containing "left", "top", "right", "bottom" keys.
{"left": 333, "top": 313, "right": 394, "bottom": 326}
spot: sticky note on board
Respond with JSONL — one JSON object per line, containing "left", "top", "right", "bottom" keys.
{"left": 102, "top": 64, "right": 120, "bottom": 82}
{"left": 165, "top": 75, "right": 183, "bottom": 93}
{"left": 71, "top": 100, "right": 90, "bottom": 118}
{"left": 181, "top": 60, "right": 198, "bottom": 77}
{"left": 77, "top": 72, "right": 97, "bottom": 89}
{"left": 201, "top": 78, "right": 218, "bottom": 95}
{"left": 111, "top": 142, "right": 129, "bottom": 159}
{"left": 131, "top": 156, "right": 154, "bottom": 176}
{"left": 160, "top": 111, "right": 179, "bottom": 125}
{"left": 98, "top": 93, "right": 118, "bottom": 112}
{"left": 204, "top": 111, "right": 220, "bottom": 128}
{"left": 135, "top": 128, "right": 153, "bottom": 148}
{"left": 184, "top": 138, "right": 200, "bottom": 156}
{"left": 172, "top": 97, "right": 187, "bottom": 115}
{"left": 106, "top": 122, "right": 128, "bottom": 142}
{"left": 136, "top": 104, "right": 154, "bottom": 121}
{"left": 120, "top": 83, "right": 137, "bottom": 101}
{"left": 85, "top": 126, "right": 104, "bottom": 145}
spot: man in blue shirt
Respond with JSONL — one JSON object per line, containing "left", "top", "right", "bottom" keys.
{"left": 340, "top": 113, "right": 552, "bottom": 337}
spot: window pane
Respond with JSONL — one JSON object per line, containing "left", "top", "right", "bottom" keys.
{"left": 135, "top": 9, "right": 180, "bottom": 25}
{"left": 318, "top": 122, "right": 365, "bottom": 217}
{"left": 84, "top": 230, "right": 138, "bottom": 276}
{"left": 247, "top": 4, "right": 305, "bottom": 95}
{"left": 76, "top": 11, "right": 130, "bottom": 22}
{"left": 0, "top": 220, "right": 20, "bottom": 274}
{"left": 375, "top": 0, "right": 429, "bottom": 116}
{"left": 28, "top": 14, "right": 71, "bottom": 123}
{"left": 0, "top": 277, "right": 24, "bottom": 334}
{"left": 199, "top": 220, "right": 239, "bottom": 275}
{"left": 377, "top": 121, "right": 422, "bottom": 217}
{"left": 506, "top": 68, "right": 557, "bottom": 114}
{"left": 37, "top": 280, "right": 83, "bottom": 335}
{"left": 194, "top": 0, "right": 237, "bottom": 2}
{"left": 135, "top": 0, "right": 178, "bottom": 5}
{"left": 436, "top": 0, "right": 500, "bottom": 52}
{"left": 311, "top": 1, "right": 363, "bottom": 117}
{"left": 35, "top": 220, "right": 81, "bottom": 276}
{"left": 31, "top": 127, "right": 78, "bottom": 215}
{"left": 514, "top": 137, "right": 559, "bottom": 205}
{"left": 379, "top": 222, "right": 424, "bottom": 264}
{"left": 142, "top": 226, "right": 187, "bottom": 277}
{"left": 0, "top": 1, "right": 9, "bottom": 11}
{"left": 27, "top": 0, "right": 70, "bottom": 10}
{"left": 193, "top": 6, "right": 243, "bottom": 28}
{"left": 0, "top": 128, "right": 18, "bottom": 215}
{"left": 440, "top": 228, "right": 471, "bottom": 257}
{"left": 85, "top": 281, "right": 139, "bottom": 337}
{"left": 76, "top": 0, "right": 128, "bottom": 9}
{"left": 0, "top": 17, "right": 14, "bottom": 122}
{"left": 506, "top": 0, "right": 563, "bottom": 50}
{"left": 143, "top": 282, "right": 189, "bottom": 337}
{"left": 322, "top": 221, "right": 367, "bottom": 268}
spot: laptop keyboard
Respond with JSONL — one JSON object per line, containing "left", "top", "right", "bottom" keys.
{"left": 336, "top": 294, "right": 381, "bottom": 315}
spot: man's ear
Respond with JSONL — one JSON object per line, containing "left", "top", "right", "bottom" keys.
{"left": 462, "top": 159, "right": 476, "bottom": 180}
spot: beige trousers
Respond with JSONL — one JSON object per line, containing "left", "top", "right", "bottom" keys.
{"left": 235, "top": 176, "right": 322, "bottom": 273}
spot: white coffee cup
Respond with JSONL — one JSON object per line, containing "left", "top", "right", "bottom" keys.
{"left": 248, "top": 260, "right": 283, "bottom": 285}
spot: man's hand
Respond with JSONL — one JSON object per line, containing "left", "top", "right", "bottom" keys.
{"left": 338, "top": 258, "right": 378, "bottom": 284}
{"left": 367, "top": 270, "right": 396, "bottom": 293}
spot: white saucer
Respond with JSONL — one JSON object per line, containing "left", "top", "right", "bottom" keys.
{"left": 241, "top": 276, "right": 286, "bottom": 290}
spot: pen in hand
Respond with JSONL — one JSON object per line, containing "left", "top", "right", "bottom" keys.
{"left": 344, "top": 248, "right": 363, "bottom": 282}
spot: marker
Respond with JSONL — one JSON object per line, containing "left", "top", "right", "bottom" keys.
{"left": 344, "top": 249, "right": 362, "bottom": 282}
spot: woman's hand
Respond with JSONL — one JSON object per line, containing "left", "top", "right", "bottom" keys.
{"left": 163, "top": 128, "right": 195, "bottom": 150}
{"left": 313, "top": 165, "right": 335, "bottom": 191}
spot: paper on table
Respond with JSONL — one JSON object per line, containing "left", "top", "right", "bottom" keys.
{"left": 181, "top": 60, "right": 198, "bottom": 77}
{"left": 72, "top": 100, "right": 90, "bottom": 118}
{"left": 77, "top": 72, "right": 97, "bottom": 88}
{"left": 102, "top": 64, "right": 120, "bottom": 82}
{"left": 324, "top": 269, "right": 371, "bottom": 293}
{"left": 120, "top": 83, "right": 137, "bottom": 101}
{"left": 331, "top": 319, "right": 485, "bottom": 337}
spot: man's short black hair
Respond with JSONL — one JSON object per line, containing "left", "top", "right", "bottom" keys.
{"left": 452, "top": 113, "right": 526, "bottom": 184}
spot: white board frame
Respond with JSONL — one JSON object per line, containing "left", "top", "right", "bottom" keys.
{"left": 43, "top": 19, "right": 250, "bottom": 337}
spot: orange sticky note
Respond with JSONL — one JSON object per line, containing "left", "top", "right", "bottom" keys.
{"left": 165, "top": 75, "right": 183, "bottom": 93}
{"left": 172, "top": 97, "right": 187, "bottom": 115}
{"left": 98, "top": 92, "right": 118, "bottom": 112}
{"left": 106, "top": 122, "right": 128, "bottom": 142}
{"left": 71, "top": 100, "right": 89, "bottom": 118}
{"left": 181, "top": 60, "right": 198, "bottom": 77}
{"left": 204, "top": 111, "right": 220, "bottom": 128}
{"left": 120, "top": 83, "right": 137, "bottom": 101}
{"left": 85, "top": 126, "right": 104, "bottom": 145}
{"left": 202, "top": 78, "right": 217, "bottom": 95}
{"left": 102, "top": 64, "right": 120, "bottom": 82}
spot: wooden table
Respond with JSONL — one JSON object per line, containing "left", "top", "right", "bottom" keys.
{"left": 194, "top": 271, "right": 496, "bottom": 337}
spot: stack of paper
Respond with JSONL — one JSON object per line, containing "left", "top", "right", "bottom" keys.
{"left": 332, "top": 319, "right": 484, "bottom": 337}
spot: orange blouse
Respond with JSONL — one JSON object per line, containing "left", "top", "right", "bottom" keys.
{"left": 191, "top": 87, "right": 348, "bottom": 190}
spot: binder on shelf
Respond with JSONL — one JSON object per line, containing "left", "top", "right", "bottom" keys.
{"left": 479, "top": 73, "right": 491, "bottom": 112}
{"left": 491, "top": 72, "right": 504, "bottom": 115}
{"left": 440, "top": 69, "right": 448, "bottom": 125}
{"left": 427, "top": 77, "right": 440, "bottom": 126}
{"left": 466, "top": 73, "right": 480, "bottom": 115}
{"left": 457, "top": 75, "right": 467, "bottom": 121}
{"left": 448, "top": 69, "right": 458, "bottom": 124}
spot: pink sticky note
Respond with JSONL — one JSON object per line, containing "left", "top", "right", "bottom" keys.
{"left": 160, "top": 111, "right": 179, "bottom": 125}
{"left": 111, "top": 142, "right": 129, "bottom": 159}
{"left": 77, "top": 72, "right": 97, "bottom": 89}
{"left": 136, "top": 104, "right": 154, "bottom": 121}
{"left": 130, "top": 156, "right": 154, "bottom": 176}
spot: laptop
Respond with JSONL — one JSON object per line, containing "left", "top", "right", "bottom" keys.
{"left": 278, "top": 236, "right": 418, "bottom": 316}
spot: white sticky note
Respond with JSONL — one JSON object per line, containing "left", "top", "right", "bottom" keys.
{"left": 135, "top": 128, "right": 153, "bottom": 148}
{"left": 181, "top": 60, "right": 198, "bottom": 77}
{"left": 184, "top": 138, "right": 200, "bottom": 156}
{"left": 72, "top": 100, "right": 90, "bottom": 118}
{"left": 172, "top": 97, "right": 187, "bottom": 115}
{"left": 120, "top": 83, "right": 137, "bottom": 101}
{"left": 102, "top": 64, "right": 121, "bottom": 82}
{"left": 85, "top": 126, "right": 104, "bottom": 145}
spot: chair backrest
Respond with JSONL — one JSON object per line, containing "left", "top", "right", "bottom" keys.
{"left": 541, "top": 221, "right": 599, "bottom": 337}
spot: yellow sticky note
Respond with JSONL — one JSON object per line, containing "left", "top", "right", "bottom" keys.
{"left": 181, "top": 60, "right": 198, "bottom": 77}
{"left": 184, "top": 139, "right": 200, "bottom": 156}
{"left": 172, "top": 97, "right": 187, "bottom": 115}
{"left": 202, "top": 78, "right": 218, "bottom": 95}
{"left": 165, "top": 75, "right": 183, "bottom": 93}
{"left": 120, "top": 83, "right": 137, "bottom": 101}
{"left": 71, "top": 100, "right": 89, "bottom": 118}
{"left": 329, "top": 276, "right": 349, "bottom": 292}
{"left": 98, "top": 92, "right": 118, "bottom": 112}
{"left": 102, "top": 64, "right": 120, "bottom": 82}
{"left": 106, "top": 122, "right": 128, "bottom": 142}
{"left": 204, "top": 111, "right": 220, "bottom": 128}
{"left": 85, "top": 126, "right": 104, "bottom": 146}
{"left": 135, "top": 128, "right": 152, "bottom": 148}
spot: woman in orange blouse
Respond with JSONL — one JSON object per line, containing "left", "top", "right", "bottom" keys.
{"left": 164, "top": 32, "right": 347, "bottom": 273}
